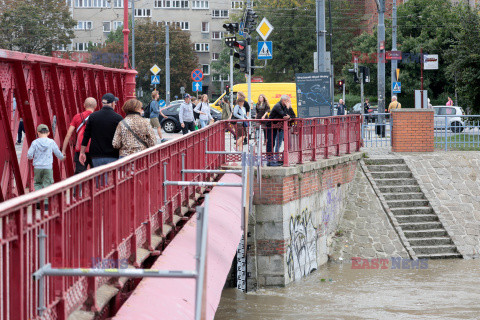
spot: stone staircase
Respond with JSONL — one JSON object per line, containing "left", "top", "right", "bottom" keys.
{"left": 363, "top": 158, "right": 462, "bottom": 259}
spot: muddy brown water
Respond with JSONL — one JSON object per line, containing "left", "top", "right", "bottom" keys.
{"left": 215, "top": 260, "right": 480, "bottom": 320}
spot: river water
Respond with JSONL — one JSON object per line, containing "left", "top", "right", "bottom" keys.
{"left": 215, "top": 260, "right": 480, "bottom": 320}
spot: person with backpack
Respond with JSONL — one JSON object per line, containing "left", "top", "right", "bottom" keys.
{"left": 144, "top": 90, "right": 167, "bottom": 143}
{"left": 62, "top": 97, "right": 97, "bottom": 174}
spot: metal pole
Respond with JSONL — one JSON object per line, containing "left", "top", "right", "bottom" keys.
{"left": 37, "top": 229, "right": 47, "bottom": 317}
{"left": 455, "top": 72, "right": 458, "bottom": 106}
{"left": 316, "top": 0, "right": 326, "bottom": 72}
{"left": 391, "top": 0, "right": 397, "bottom": 101}
{"left": 165, "top": 23, "right": 171, "bottom": 106}
{"left": 360, "top": 72, "right": 364, "bottom": 115}
{"left": 377, "top": 0, "right": 386, "bottom": 114}
{"left": 328, "top": 0, "right": 334, "bottom": 108}
{"left": 131, "top": 0, "right": 135, "bottom": 69}
{"left": 122, "top": 0, "right": 130, "bottom": 69}
{"left": 247, "top": 40, "right": 252, "bottom": 110}
{"left": 342, "top": 82, "right": 345, "bottom": 102}
{"left": 420, "top": 47, "right": 424, "bottom": 109}
{"left": 195, "top": 196, "right": 209, "bottom": 320}
{"left": 181, "top": 153, "right": 185, "bottom": 182}
{"left": 35, "top": 265, "right": 197, "bottom": 278}
{"left": 163, "top": 162, "right": 168, "bottom": 205}
{"left": 230, "top": 49, "right": 234, "bottom": 106}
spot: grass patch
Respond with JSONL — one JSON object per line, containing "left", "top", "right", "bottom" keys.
{"left": 435, "top": 134, "right": 480, "bottom": 150}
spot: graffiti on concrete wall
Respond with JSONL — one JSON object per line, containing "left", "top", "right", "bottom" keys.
{"left": 286, "top": 208, "right": 318, "bottom": 281}
{"left": 321, "top": 179, "right": 342, "bottom": 236}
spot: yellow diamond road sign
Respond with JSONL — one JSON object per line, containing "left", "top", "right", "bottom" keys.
{"left": 256, "top": 17, "right": 273, "bottom": 41}
{"left": 150, "top": 64, "right": 161, "bottom": 75}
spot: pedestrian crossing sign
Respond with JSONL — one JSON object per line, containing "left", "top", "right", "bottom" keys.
{"left": 258, "top": 41, "right": 273, "bottom": 60}
{"left": 151, "top": 75, "right": 160, "bottom": 85}
{"left": 393, "top": 82, "right": 401, "bottom": 94}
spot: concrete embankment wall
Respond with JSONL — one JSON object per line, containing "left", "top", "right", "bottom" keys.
{"left": 402, "top": 152, "right": 480, "bottom": 258}
{"left": 247, "top": 153, "right": 363, "bottom": 288}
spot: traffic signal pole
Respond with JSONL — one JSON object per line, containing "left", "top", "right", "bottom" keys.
{"left": 246, "top": 0, "right": 252, "bottom": 109}
{"left": 230, "top": 49, "right": 234, "bottom": 106}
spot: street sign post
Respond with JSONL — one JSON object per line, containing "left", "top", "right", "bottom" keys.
{"left": 392, "top": 82, "right": 401, "bottom": 94}
{"left": 151, "top": 75, "right": 160, "bottom": 85}
{"left": 150, "top": 64, "right": 161, "bottom": 75}
{"left": 257, "top": 41, "right": 272, "bottom": 60}
{"left": 191, "top": 69, "right": 204, "bottom": 82}
{"left": 192, "top": 82, "right": 202, "bottom": 92}
{"left": 423, "top": 54, "right": 439, "bottom": 70}
{"left": 256, "top": 17, "right": 273, "bottom": 41}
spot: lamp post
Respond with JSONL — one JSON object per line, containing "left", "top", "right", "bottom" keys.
{"left": 123, "top": 0, "right": 137, "bottom": 100}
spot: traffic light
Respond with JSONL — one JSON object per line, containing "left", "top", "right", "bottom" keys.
{"left": 225, "top": 85, "right": 230, "bottom": 93}
{"left": 223, "top": 23, "right": 239, "bottom": 34}
{"left": 348, "top": 69, "right": 359, "bottom": 84}
{"left": 233, "top": 40, "right": 248, "bottom": 73}
{"left": 245, "top": 9, "right": 258, "bottom": 33}
{"left": 225, "top": 36, "right": 236, "bottom": 48}
{"left": 337, "top": 79, "right": 345, "bottom": 90}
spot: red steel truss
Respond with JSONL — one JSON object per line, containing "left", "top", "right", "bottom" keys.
{"left": 0, "top": 49, "right": 136, "bottom": 201}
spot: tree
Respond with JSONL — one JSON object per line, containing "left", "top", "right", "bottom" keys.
{"left": 0, "top": 0, "right": 75, "bottom": 55}
{"left": 91, "top": 20, "right": 198, "bottom": 104}
{"left": 445, "top": 4, "right": 480, "bottom": 114}
{"left": 345, "top": 0, "right": 460, "bottom": 108}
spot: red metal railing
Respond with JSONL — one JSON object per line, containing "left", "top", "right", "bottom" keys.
{"left": 0, "top": 114, "right": 360, "bottom": 320}
{"left": 0, "top": 49, "right": 136, "bottom": 201}
{"left": 223, "top": 114, "right": 362, "bottom": 166}
{"left": 0, "top": 123, "right": 225, "bottom": 320}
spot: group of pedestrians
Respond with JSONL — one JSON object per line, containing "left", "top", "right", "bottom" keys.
{"left": 178, "top": 93, "right": 215, "bottom": 135}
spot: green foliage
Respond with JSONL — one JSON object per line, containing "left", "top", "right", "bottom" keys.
{"left": 0, "top": 0, "right": 75, "bottom": 55}
{"left": 91, "top": 20, "right": 198, "bottom": 104}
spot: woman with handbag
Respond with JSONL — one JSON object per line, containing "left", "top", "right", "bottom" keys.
{"left": 233, "top": 97, "right": 248, "bottom": 151}
{"left": 112, "top": 99, "right": 156, "bottom": 157}
{"left": 194, "top": 94, "right": 214, "bottom": 128}
{"left": 256, "top": 94, "right": 271, "bottom": 145}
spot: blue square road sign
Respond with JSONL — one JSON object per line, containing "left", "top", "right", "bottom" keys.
{"left": 258, "top": 41, "right": 273, "bottom": 60}
{"left": 193, "top": 81, "right": 202, "bottom": 92}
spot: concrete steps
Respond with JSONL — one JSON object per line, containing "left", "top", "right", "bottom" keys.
{"left": 364, "top": 158, "right": 461, "bottom": 259}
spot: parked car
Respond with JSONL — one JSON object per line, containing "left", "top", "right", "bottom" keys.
{"left": 433, "top": 106, "right": 465, "bottom": 133}
{"left": 160, "top": 103, "right": 222, "bottom": 133}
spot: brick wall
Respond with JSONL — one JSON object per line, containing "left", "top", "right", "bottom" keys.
{"left": 391, "top": 109, "right": 434, "bottom": 152}
{"left": 253, "top": 161, "right": 357, "bottom": 205}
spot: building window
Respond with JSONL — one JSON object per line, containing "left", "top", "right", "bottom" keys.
{"left": 113, "top": 0, "right": 132, "bottom": 8}
{"left": 113, "top": 21, "right": 123, "bottom": 30}
{"left": 134, "top": 8, "right": 152, "bottom": 17}
{"left": 212, "top": 75, "right": 230, "bottom": 81}
{"left": 192, "top": 0, "right": 208, "bottom": 9}
{"left": 158, "top": 21, "right": 190, "bottom": 30}
{"left": 75, "top": 21, "right": 93, "bottom": 30}
{"left": 194, "top": 43, "right": 209, "bottom": 52}
{"left": 212, "top": 53, "right": 219, "bottom": 60}
{"left": 231, "top": 1, "right": 243, "bottom": 9}
{"left": 201, "top": 22, "right": 209, "bottom": 33}
{"left": 103, "top": 21, "right": 111, "bottom": 32}
{"left": 180, "top": 21, "right": 189, "bottom": 30}
{"left": 75, "top": 0, "right": 92, "bottom": 7}
{"left": 212, "top": 31, "right": 222, "bottom": 40}
{"left": 212, "top": 9, "right": 228, "bottom": 18}
{"left": 66, "top": 0, "right": 73, "bottom": 7}
{"left": 154, "top": 0, "right": 189, "bottom": 8}
{"left": 92, "top": 0, "right": 110, "bottom": 7}
{"left": 75, "top": 42, "right": 89, "bottom": 51}
{"left": 202, "top": 64, "right": 210, "bottom": 75}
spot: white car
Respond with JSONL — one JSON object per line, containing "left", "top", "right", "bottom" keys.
{"left": 433, "top": 106, "right": 465, "bottom": 133}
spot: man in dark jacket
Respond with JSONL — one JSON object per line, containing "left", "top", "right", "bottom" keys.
{"left": 267, "top": 95, "right": 291, "bottom": 166}
{"left": 79, "top": 93, "right": 123, "bottom": 168}
{"left": 337, "top": 99, "right": 346, "bottom": 116}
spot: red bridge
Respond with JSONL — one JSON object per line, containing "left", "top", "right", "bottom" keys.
{"left": 0, "top": 49, "right": 361, "bottom": 320}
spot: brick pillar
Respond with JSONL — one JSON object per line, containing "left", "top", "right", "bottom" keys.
{"left": 392, "top": 109, "right": 434, "bottom": 152}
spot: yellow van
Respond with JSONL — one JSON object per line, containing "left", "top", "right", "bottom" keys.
{"left": 211, "top": 82, "right": 297, "bottom": 116}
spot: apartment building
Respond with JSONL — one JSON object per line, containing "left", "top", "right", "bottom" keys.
{"left": 66, "top": 0, "right": 244, "bottom": 93}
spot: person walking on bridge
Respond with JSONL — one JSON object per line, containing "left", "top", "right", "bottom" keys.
{"left": 79, "top": 93, "right": 123, "bottom": 168}
{"left": 62, "top": 97, "right": 96, "bottom": 174}
{"left": 179, "top": 94, "right": 196, "bottom": 135}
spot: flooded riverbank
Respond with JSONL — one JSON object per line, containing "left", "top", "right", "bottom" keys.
{"left": 215, "top": 259, "right": 480, "bottom": 320}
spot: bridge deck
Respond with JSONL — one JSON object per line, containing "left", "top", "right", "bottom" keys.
{"left": 114, "top": 174, "right": 243, "bottom": 320}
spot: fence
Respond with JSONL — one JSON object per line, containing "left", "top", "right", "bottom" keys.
{"left": 0, "top": 114, "right": 360, "bottom": 320}
{"left": 223, "top": 114, "right": 362, "bottom": 166}
{"left": 361, "top": 113, "right": 392, "bottom": 148}
{"left": 0, "top": 124, "right": 224, "bottom": 320}
{"left": 434, "top": 115, "right": 480, "bottom": 151}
